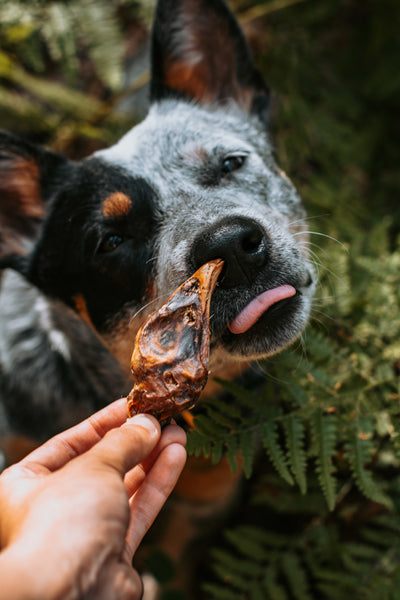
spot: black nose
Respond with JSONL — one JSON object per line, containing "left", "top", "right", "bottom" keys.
{"left": 190, "top": 217, "right": 270, "bottom": 288}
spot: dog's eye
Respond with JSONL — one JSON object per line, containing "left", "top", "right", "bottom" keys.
{"left": 221, "top": 155, "right": 246, "bottom": 175}
{"left": 99, "top": 234, "right": 124, "bottom": 253}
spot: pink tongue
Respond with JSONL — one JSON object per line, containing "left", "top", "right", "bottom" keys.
{"left": 228, "top": 285, "right": 296, "bottom": 335}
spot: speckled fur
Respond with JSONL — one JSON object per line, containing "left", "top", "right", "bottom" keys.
{"left": 0, "top": 0, "right": 316, "bottom": 451}
{"left": 97, "top": 100, "right": 315, "bottom": 367}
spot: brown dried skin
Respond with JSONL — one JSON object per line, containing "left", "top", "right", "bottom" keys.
{"left": 127, "top": 259, "right": 224, "bottom": 421}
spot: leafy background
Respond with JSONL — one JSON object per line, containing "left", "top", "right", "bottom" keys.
{"left": 0, "top": 0, "right": 399, "bottom": 598}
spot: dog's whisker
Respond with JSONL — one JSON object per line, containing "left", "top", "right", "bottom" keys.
{"left": 129, "top": 294, "right": 169, "bottom": 324}
{"left": 301, "top": 240, "right": 327, "bottom": 253}
{"left": 294, "top": 230, "right": 347, "bottom": 251}
{"left": 299, "top": 246, "right": 344, "bottom": 285}
{"left": 287, "top": 213, "right": 330, "bottom": 228}
{"left": 310, "top": 295, "right": 338, "bottom": 305}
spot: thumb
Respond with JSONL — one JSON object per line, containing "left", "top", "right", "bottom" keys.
{"left": 84, "top": 414, "right": 161, "bottom": 477}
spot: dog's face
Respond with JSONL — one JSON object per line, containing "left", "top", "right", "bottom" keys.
{"left": 0, "top": 0, "right": 315, "bottom": 383}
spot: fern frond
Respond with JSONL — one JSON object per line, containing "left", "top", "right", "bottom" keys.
{"left": 225, "top": 526, "right": 270, "bottom": 560}
{"left": 264, "top": 563, "right": 290, "bottom": 600}
{"left": 225, "top": 433, "right": 240, "bottom": 473}
{"left": 310, "top": 410, "right": 337, "bottom": 510}
{"left": 214, "top": 378, "right": 259, "bottom": 410}
{"left": 252, "top": 479, "right": 326, "bottom": 515}
{"left": 283, "top": 415, "right": 307, "bottom": 494}
{"left": 211, "top": 548, "right": 261, "bottom": 588}
{"left": 248, "top": 580, "right": 269, "bottom": 600}
{"left": 187, "top": 383, "right": 266, "bottom": 477}
{"left": 310, "top": 563, "right": 358, "bottom": 592}
{"left": 239, "top": 428, "right": 258, "bottom": 478}
{"left": 202, "top": 582, "right": 238, "bottom": 600}
{"left": 70, "top": 0, "right": 125, "bottom": 90}
{"left": 360, "top": 525, "right": 400, "bottom": 548}
{"left": 191, "top": 413, "right": 225, "bottom": 438}
{"left": 281, "top": 552, "right": 313, "bottom": 600}
{"left": 261, "top": 420, "right": 295, "bottom": 486}
{"left": 345, "top": 424, "right": 392, "bottom": 507}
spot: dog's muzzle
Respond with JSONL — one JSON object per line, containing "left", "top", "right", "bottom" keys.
{"left": 188, "top": 215, "right": 314, "bottom": 356}
{"left": 190, "top": 215, "right": 269, "bottom": 289}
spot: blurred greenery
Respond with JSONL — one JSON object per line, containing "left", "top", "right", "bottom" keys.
{"left": 0, "top": 0, "right": 399, "bottom": 598}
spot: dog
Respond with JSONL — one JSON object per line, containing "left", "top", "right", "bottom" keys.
{"left": 0, "top": 0, "right": 315, "bottom": 589}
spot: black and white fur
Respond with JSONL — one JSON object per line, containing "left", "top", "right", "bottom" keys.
{"left": 0, "top": 0, "right": 315, "bottom": 451}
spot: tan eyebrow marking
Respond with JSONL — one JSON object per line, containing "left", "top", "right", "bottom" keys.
{"left": 73, "top": 294, "right": 95, "bottom": 330}
{"left": 102, "top": 192, "right": 132, "bottom": 219}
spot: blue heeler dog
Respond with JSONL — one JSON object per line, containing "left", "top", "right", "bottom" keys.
{"left": 0, "top": 0, "right": 315, "bottom": 577}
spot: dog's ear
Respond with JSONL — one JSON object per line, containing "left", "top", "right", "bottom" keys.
{"left": 150, "top": 0, "right": 269, "bottom": 125}
{"left": 0, "top": 131, "right": 68, "bottom": 272}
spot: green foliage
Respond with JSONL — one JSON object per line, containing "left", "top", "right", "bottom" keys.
{"left": 261, "top": 419, "right": 294, "bottom": 486}
{"left": 1, "top": 0, "right": 399, "bottom": 597}
{"left": 187, "top": 225, "right": 400, "bottom": 506}
{"left": 0, "top": 0, "right": 130, "bottom": 86}
{"left": 310, "top": 409, "right": 337, "bottom": 510}
{"left": 203, "top": 478, "right": 400, "bottom": 600}
{"left": 185, "top": 0, "right": 400, "bottom": 593}
{"left": 0, "top": 0, "right": 142, "bottom": 151}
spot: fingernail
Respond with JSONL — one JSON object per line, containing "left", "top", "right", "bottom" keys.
{"left": 127, "top": 413, "right": 159, "bottom": 435}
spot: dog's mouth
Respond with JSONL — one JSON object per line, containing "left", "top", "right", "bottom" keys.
{"left": 209, "top": 278, "right": 310, "bottom": 358}
{"left": 227, "top": 284, "right": 297, "bottom": 334}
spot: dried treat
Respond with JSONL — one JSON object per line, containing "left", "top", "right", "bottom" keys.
{"left": 127, "top": 259, "right": 224, "bottom": 422}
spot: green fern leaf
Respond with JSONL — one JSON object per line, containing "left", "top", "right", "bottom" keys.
{"left": 239, "top": 428, "right": 258, "bottom": 478}
{"left": 211, "top": 548, "right": 261, "bottom": 588}
{"left": 315, "top": 581, "right": 355, "bottom": 599}
{"left": 205, "top": 405, "right": 241, "bottom": 429}
{"left": 185, "top": 428, "right": 206, "bottom": 457}
{"left": 205, "top": 394, "right": 244, "bottom": 421}
{"left": 283, "top": 415, "right": 307, "bottom": 494}
{"left": 345, "top": 426, "right": 392, "bottom": 507}
{"left": 210, "top": 439, "right": 224, "bottom": 465}
{"left": 202, "top": 582, "right": 237, "bottom": 600}
{"left": 214, "top": 378, "right": 258, "bottom": 409}
{"left": 264, "top": 563, "right": 290, "bottom": 600}
{"left": 225, "top": 434, "right": 239, "bottom": 473}
{"left": 261, "top": 420, "right": 295, "bottom": 486}
{"left": 312, "top": 567, "right": 358, "bottom": 589}
{"left": 281, "top": 552, "right": 312, "bottom": 600}
{"left": 360, "top": 525, "right": 400, "bottom": 548}
{"left": 249, "top": 580, "right": 268, "bottom": 600}
{"left": 373, "top": 512, "right": 400, "bottom": 534}
{"left": 225, "top": 526, "right": 269, "bottom": 560}
{"left": 226, "top": 524, "right": 291, "bottom": 551}
{"left": 190, "top": 414, "right": 225, "bottom": 438}
{"left": 310, "top": 410, "right": 337, "bottom": 510}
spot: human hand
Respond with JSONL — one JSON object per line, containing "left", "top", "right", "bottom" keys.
{"left": 0, "top": 398, "right": 187, "bottom": 599}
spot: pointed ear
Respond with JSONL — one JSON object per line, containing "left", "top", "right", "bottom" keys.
{"left": 150, "top": 0, "right": 269, "bottom": 124}
{"left": 0, "top": 131, "right": 68, "bottom": 270}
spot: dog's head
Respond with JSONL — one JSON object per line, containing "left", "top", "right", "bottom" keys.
{"left": 0, "top": 0, "right": 315, "bottom": 380}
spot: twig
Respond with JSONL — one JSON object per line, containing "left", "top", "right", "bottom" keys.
{"left": 239, "top": 0, "right": 309, "bottom": 23}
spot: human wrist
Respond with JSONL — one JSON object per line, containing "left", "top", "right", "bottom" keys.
{"left": 0, "top": 542, "right": 75, "bottom": 600}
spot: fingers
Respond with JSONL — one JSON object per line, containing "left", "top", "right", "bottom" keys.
{"left": 83, "top": 414, "right": 161, "bottom": 477}
{"left": 141, "top": 421, "right": 187, "bottom": 473}
{"left": 125, "top": 441, "right": 187, "bottom": 559}
{"left": 20, "top": 398, "right": 129, "bottom": 472}
{"left": 124, "top": 422, "right": 187, "bottom": 497}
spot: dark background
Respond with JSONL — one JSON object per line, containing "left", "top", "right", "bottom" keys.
{"left": 1, "top": 1, "right": 399, "bottom": 598}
